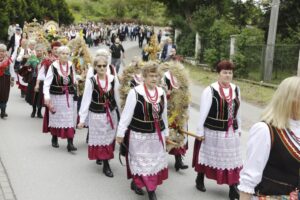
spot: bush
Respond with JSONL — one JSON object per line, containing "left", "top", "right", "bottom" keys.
{"left": 232, "top": 52, "right": 248, "bottom": 78}
{"left": 204, "top": 48, "right": 218, "bottom": 70}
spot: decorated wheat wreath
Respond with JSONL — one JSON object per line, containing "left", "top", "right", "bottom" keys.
{"left": 159, "top": 61, "right": 191, "bottom": 152}
{"left": 67, "top": 36, "right": 92, "bottom": 96}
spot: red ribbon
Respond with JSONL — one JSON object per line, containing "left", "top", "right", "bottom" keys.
{"left": 63, "top": 86, "right": 70, "bottom": 108}
{"left": 104, "top": 100, "right": 114, "bottom": 130}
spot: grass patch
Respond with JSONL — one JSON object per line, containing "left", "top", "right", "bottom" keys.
{"left": 185, "top": 64, "right": 276, "bottom": 107}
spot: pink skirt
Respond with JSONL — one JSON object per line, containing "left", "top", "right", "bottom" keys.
{"left": 49, "top": 127, "right": 75, "bottom": 139}
{"left": 88, "top": 142, "right": 115, "bottom": 160}
{"left": 132, "top": 168, "right": 168, "bottom": 192}
{"left": 192, "top": 140, "right": 241, "bottom": 185}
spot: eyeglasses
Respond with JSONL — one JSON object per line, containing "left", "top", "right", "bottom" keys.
{"left": 96, "top": 64, "right": 107, "bottom": 68}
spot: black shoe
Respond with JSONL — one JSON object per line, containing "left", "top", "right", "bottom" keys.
{"left": 51, "top": 136, "right": 59, "bottom": 148}
{"left": 1, "top": 108, "right": 7, "bottom": 118}
{"left": 147, "top": 191, "right": 157, "bottom": 200}
{"left": 67, "top": 139, "right": 77, "bottom": 152}
{"left": 131, "top": 181, "right": 144, "bottom": 195}
{"left": 96, "top": 160, "right": 102, "bottom": 165}
{"left": 196, "top": 173, "right": 206, "bottom": 192}
{"left": 37, "top": 108, "right": 43, "bottom": 118}
{"left": 174, "top": 155, "right": 188, "bottom": 171}
{"left": 229, "top": 184, "right": 239, "bottom": 200}
{"left": 31, "top": 109, "right": 36, "bottom": 118}
{"left": 103, "top": 160, "right": 113, "bottom": 177}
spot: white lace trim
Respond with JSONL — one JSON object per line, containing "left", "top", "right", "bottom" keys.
{"left": 129, "top": 131, "right": 168, "bottom": 176}
{"left": 48, "top": 94, "right": 77, "bottom": 128}
{"left": 198, "top": 128, "right": 243, "bottom": 170}
{"left": 88, "top": 110, "right": 118, "bottom": 146}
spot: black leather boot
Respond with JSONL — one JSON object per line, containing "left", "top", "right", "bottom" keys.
{"left": 229, "top": 184, "right": 239, "bottom": 200}
{"left": 195, "top": 173, "right": 206, "bottom": 192}
{"left": 37, "top": 108, "right": 43, "bottom": 118}
{"left": 131, "top": 181, "right": 144, "bottom": 195}
{"left": 31, "top": 107, "right": 36, "bottom": 118}
{"left": 51, "top": 136, "right": 59, "bottom": 148}
{"left": 67, "top": 138, "right": 77, "bottom": 152}
{"left": 102, "top": 160, "right": 113, "bottom": 177}
{"left": 147, "top": 191, "right": 157, "bottom": 200}
{"left": 174, "top": 155, "right": 188, "bottom": 171}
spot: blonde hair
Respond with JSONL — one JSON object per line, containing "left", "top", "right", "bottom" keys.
{"left": 261, "top": 76, "right": 300, "bottom": 129}
{"left": 141, "top": 61, "right": 160, "bottom": 78}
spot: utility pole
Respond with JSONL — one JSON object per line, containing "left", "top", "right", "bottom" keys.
{"left": 263, "top": 0, "right": 280, "bottom": 81}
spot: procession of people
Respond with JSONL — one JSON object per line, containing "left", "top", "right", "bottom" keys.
{"left": 0, "top": 19, "right": 299, "bottom": 200}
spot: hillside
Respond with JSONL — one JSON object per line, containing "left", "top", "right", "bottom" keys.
{"left": 65, "top": 0, "right": 167, "bottom": 25}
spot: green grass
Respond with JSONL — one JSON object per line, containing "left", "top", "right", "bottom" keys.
{"left": 185, "top": 64, "right": 276, "bottom": 107}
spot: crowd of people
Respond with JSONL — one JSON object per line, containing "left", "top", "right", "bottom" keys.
{"left": 0, "top": 20, "right": 299, "bottom": 200}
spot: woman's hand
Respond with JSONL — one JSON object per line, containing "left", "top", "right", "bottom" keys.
{"left": 44, "top": 99, "right": 51, "bottom": 107}
{"left": 116, "top": 136, "right": 124, "bottom": 144}
{"left": 77, "top": 122, "right": 85, "bottom": 129}
{"left": 34, "top": 85, "right": 39, "bottom": 92}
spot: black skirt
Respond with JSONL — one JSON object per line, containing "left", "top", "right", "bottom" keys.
{"left": 0, "top": 75, "right": 11, "bottom": 102}
{"left": 26, "top": 77, "right": 43, "bottom": 107}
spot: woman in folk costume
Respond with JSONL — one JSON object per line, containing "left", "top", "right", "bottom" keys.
{"left": 193, "top": 60, "right": 242, "bottom": 200}
{"left": 0, "top": 44, "right": 13, "bottom": 119}
{"left": 43, "top": 46, "right": 78, "bottom": 152}
{"left": 25, "top": 44, "right": 45, "bottom": 118}
{"left": 239, "top": 76, "right": 300, "bottom": 200}
{"left": 37, "top": 41, "right": 61, "bottom": 131}
{"left": 78, "top": 55, "right": 120, "bottom": 177}
{"left": 116, "top": 61, "right": 169, "bottom": 200}
{"left": 160, "top": 62, "right": 190, "bottom": 172}
{"left": 15, "top": 39, "right": 28, "bottom": 98}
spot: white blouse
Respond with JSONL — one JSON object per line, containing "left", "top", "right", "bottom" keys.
{"left": 196, "top": 82, "right": 242, "bottom": 137}
{"left": 238, "top": 119, "right": 300, "bottom": 194}
{"left": 79, "top": 74, "right": 120, "bottom": 123}
{"left": 117, "top": 84, "right": 169, "bottom": 138}
{"left": 43, "top": 60, "right": 77, "bottom": 100}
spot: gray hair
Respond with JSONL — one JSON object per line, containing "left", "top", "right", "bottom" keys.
{"left": 27, "top": 39, "right": 36, "bottom": 46}
{"left": 95, "top": 48, "right": 110, "bottom": 58}
{"left": 93, "top": 55, "right": 108, "bottom": 67}
{"left": 57, "top": 46, "right": 71, "bottom": 54}
{"left": 0, "top": 44, "right": 7, "bottom": 51}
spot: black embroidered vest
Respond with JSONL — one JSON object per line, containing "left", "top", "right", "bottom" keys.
{"left": 89, "top": 77, "right": 117, "bottom": 113}
{"left": 204, "top": 86, "right": 240, "bottom": 131}
{"left": 255, "top": 124, "right": 300, "bottom": 195}
{"left": 49, "top": 66, "right": 75, "bottom": 95}
{"left": 128, "top": 90, "right": 165, "bottom": 133}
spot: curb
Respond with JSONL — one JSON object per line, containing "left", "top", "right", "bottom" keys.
{"left": 0, "top": 158, "right": 17, "bottom": 200}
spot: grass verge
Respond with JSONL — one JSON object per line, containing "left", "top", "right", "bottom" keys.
{"left": 185, "top": 64, "right": 276, "bottom": 107}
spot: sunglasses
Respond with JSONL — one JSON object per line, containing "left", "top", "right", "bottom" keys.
{"left": 96, "top": 64, "right": 107, "bottom": 68}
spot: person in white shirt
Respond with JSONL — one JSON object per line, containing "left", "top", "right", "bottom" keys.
{"left": 116, "top": 61, "right": 169, "bottom": 200}
{"left": 193, "top": 60, "right": 242, "bottom": 200}
{"left": 239, "top": 76, "right": 300, "bottom": 200}
{"left": 43, "top": 46, "right": 78, "bottom": 152}
{"left": 78, "top": 55, "right": 120, "bottom": 178}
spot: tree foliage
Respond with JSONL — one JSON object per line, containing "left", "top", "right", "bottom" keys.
{"left": 0, "top": 0, "right": 74, "bottom": 41}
